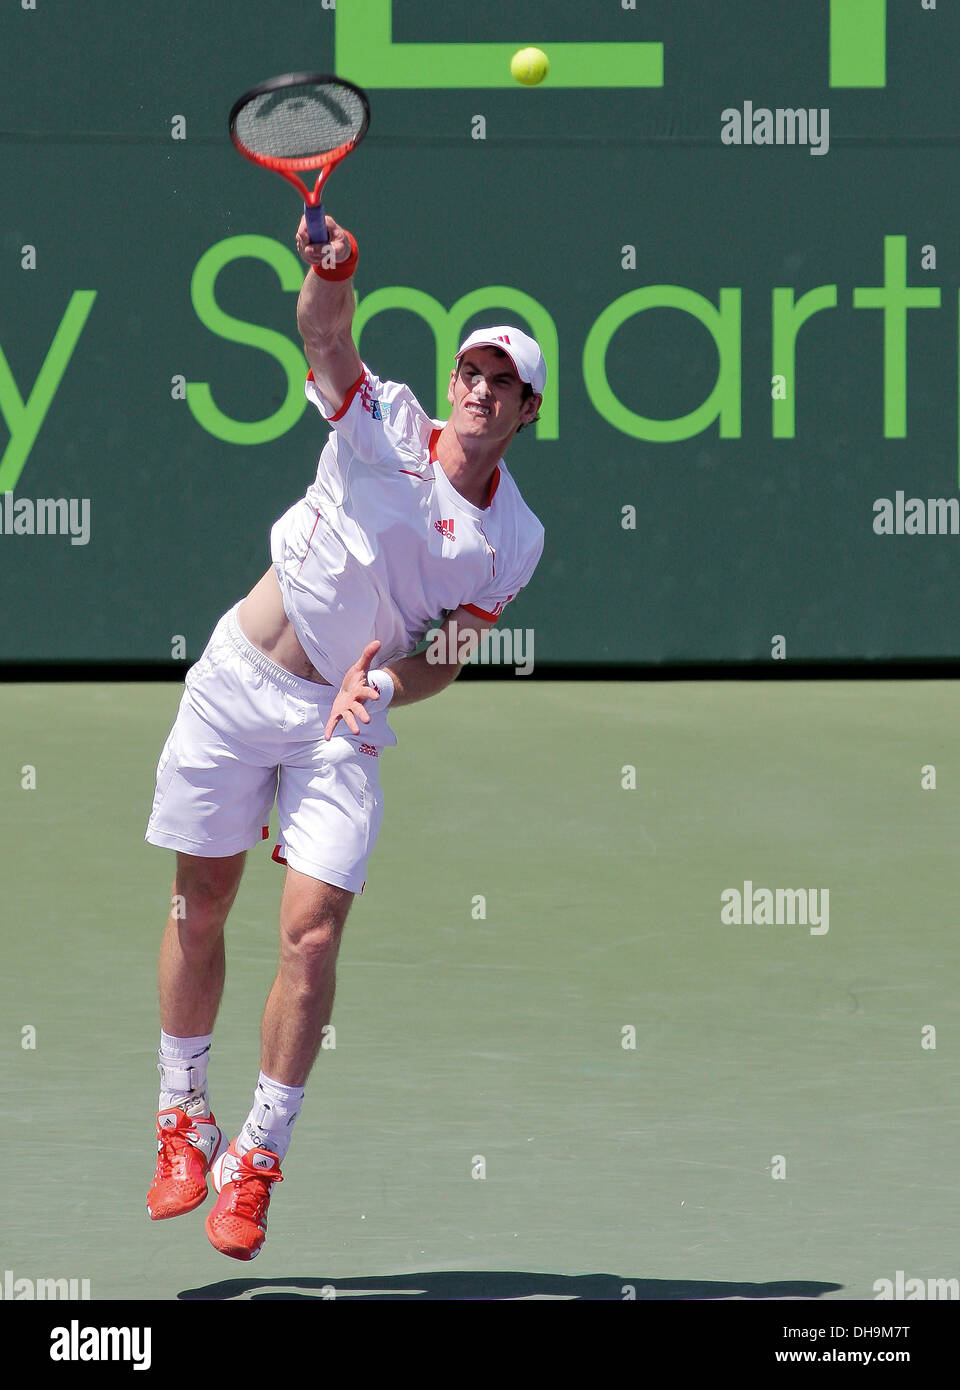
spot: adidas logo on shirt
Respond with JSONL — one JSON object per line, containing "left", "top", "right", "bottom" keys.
{"left": 434, "top": 518, "right": 455, "bottom": 541}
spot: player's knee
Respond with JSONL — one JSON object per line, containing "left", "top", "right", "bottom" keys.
{"left": 172, "top": 855, "right": 243, "bottom": 931}
{"left": 280, "top": 913, "right": 344, "bottom": 985}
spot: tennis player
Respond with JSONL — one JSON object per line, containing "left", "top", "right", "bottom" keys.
{"left": 144, "top": 211, "right": 546, "bottom": 1260}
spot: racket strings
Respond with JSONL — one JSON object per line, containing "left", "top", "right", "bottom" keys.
{"left": 234, "top": 84, "right": 366, "bottom": 160}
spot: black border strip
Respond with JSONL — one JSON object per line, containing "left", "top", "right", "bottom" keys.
{"left": 2, "top": 659, "right": 960, "bottom": 682}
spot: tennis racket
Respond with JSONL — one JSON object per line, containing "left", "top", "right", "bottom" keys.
{"left": 229, "top": 72, "right": 370, "bottom": 245}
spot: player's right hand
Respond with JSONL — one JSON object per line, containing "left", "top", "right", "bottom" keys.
{"left": 295, "top": 213, "right": 354, "bottom": 266}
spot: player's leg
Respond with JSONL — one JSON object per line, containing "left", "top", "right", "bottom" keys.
{"left": 202, "top": 633, "right": 389, "bottom": 1259}
{"left": 205, "top": 871, "right": 353, "bottom": 1260}
{"left": 148, "top": 851, "right": 246, "bottom": 1220}
{"left": 144, "top": 604, "right": 286, "bottom": 1223}
{"left": 158, "top": 850, "right": 246, "bottom": 1039}
{"left": 260, "top": 868, "right": 353, "bottom": 1087}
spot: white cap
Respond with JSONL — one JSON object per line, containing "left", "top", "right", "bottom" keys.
{"left": 455, "top": 326, "right": 546, "bottom": 395}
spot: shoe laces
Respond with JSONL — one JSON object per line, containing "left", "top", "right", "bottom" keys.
{"left": 156, "top": 1123, "right": 193, "bottom": 1178}
{"left": 228, "top": 1160, "right": 283, "bottom": 1224}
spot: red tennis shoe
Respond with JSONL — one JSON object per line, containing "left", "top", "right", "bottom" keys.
{"left": 205, "top": 1142, "right": 283, "bottom": 1261}
{"left": 147, "top": 1107, "right": 227, "bottom": 1220}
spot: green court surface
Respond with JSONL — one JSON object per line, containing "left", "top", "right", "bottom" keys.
{"left": 2, "top": 679, "right": 958, "bottom": 1301}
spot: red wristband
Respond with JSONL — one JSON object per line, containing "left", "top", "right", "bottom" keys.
{"left": 312, "top": 231, "right": 359, "bottom": 281}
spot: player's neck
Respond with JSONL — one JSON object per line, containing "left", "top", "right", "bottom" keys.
{"left": 435, "top": 423, "right": 509, "bottom": 509}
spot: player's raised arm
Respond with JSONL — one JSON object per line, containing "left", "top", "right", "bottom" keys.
{"left": 295, "top": 211, "right": 363, "bottom": 414}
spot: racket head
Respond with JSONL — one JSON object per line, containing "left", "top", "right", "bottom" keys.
{"left": 229, "top": 72, "right": 370, "bottom": 178}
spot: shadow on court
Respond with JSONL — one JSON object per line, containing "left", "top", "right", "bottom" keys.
{"left": 179, "top": 1273, "right": 844, "bottom": 1301}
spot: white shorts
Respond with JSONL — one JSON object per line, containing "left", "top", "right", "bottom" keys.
{"left": 144, "top": 604, "right": 396, "bottom": 893}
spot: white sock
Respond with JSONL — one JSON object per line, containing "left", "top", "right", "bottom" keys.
{"left": 157, "top": 1031, "right": 212, "bottom": 1117}
{"left": 236, "top": 1072, "right": 304, "bottom": 1162}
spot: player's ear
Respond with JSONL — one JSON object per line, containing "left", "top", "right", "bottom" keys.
{"left": 520, "top": 391, "right": 542, "bottom": 423}
{"left": 447, "top": 367, "right": 458, "bottom": 406}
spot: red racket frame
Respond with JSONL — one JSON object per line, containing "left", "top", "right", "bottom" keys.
{"left": 228, "top": 72, "right": 370, "bottom": 219}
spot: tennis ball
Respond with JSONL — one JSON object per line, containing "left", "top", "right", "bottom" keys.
{"left": 511, "top": 47, "right": 549, "bottom": 86}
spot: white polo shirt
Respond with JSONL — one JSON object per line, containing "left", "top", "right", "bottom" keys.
{"left": 270, "top": 365, "right": 545, "bottom": 686}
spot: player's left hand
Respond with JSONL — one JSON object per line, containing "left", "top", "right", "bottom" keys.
{"left": 324, "top": 640, "right": 382, "bottom": 740}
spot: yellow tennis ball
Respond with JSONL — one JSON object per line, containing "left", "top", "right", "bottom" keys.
{"left": 511, "top": 47, "right": 549, "bottom": 86}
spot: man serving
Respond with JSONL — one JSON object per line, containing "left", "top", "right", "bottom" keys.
{"left": 144, "top": 212, "right": 546, "bottom": 1260}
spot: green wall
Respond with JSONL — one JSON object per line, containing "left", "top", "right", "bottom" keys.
{"left": 2, "top": 0, "right": 958, "bottom": 663}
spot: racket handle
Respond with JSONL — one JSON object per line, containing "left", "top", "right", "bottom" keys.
{"left": 304, "top": 201, "right": 329, "bottom": 245}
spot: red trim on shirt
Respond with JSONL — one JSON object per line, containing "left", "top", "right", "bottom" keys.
{"left": 307, "top": 368, "right": 366, "bottom": 422}
{"left": 462, "top": 586, "right": 522, "bottom": 625}
{"left": 477, "top": 522, "right": 496, "bottom": 579}
{"left": 296, "top": 509, "right": 322, "bottom": 575}
{"left": 462, "top": 601, "right": 503, "bottom": 623}
{"left": 431, "top": 428, "right": 499, "bottom": 509}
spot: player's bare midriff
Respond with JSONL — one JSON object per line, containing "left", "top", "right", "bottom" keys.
{"left": 236, "top": 566, "right": 331, "bottom": 685}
